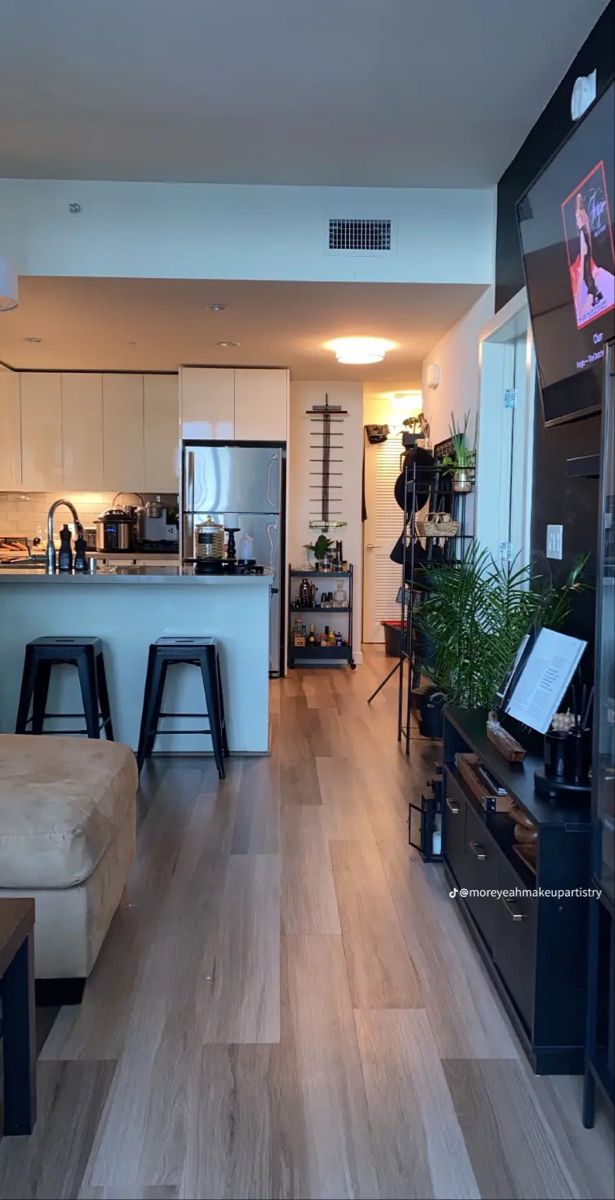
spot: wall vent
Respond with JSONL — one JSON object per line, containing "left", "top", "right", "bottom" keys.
{"left": 328, "top": 218, "right": 391, "bottom": 251}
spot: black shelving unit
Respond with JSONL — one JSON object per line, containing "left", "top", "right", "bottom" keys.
{"left": 397, "top": 456, "right": 474, "bottom": 754}
{"left": 288, "top": 566, "right": 356, "bottom": 669}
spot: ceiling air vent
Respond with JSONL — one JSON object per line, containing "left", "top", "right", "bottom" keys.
{"left": 328, "top": 218, "right": 391, "bottom": 251}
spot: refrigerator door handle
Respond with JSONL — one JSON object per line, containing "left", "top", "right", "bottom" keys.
{"left": 266, "top": 453, "right": 279, "bottom": 509}
{"left": 266, "top": 521, "right": 276, "bottom": 574}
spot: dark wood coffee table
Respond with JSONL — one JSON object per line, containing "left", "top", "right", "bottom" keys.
{"left": 0, "top": 898, "right": 36, "bottom": 1134}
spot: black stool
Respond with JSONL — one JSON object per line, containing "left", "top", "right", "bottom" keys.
{"left": 15, "top": 637, "right": 114, "bottom": 740}
{"left": 137, "top": 637, "right": 229, "bottom": 778}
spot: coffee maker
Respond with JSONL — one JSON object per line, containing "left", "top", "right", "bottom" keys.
{"left": 136, "top": 502, "right": 178, "bottom": 545}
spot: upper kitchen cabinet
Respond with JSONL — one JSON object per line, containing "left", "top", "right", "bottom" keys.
{"left": 144, "top": 374, "right": 179, "bottom": 492}
{"left": 20, "top": 372, "right": 63, "bottom": 490}
{"left": 180, "top": 368, "right": 235, "bottom": 440}
{"left": 103, "top": 374, "right": 145, "bottom": 492}
{"left": 0, "top": 367, "right": 21, "bottom": 490}
{"left": 62, "top": 373, "right": 104, "bottom": 491}
{"left": 234, "top": 369, "right": 288, "bottom": 442}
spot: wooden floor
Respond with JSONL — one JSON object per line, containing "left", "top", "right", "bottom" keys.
{"left": 1, "top": 647, "right": 613, "bottom": 1199}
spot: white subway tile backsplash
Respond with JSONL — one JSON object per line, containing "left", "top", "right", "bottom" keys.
{"left": 0, "top": 491, "right": 117, "bottom": 535}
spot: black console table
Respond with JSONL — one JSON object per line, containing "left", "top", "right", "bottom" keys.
{"left": 0, "top": 898, "right": 36, "bottom": 1134}
{"left": 443, "top": 707, "right": 591, "bottom": 1074}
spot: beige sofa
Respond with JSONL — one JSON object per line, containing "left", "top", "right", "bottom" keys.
{"left": 0, "top": 734, "right": 137, "bottom": 987}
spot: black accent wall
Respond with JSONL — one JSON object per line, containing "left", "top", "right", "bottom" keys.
{"left": 495, "top": 2, "right": 614, "bottom": 641}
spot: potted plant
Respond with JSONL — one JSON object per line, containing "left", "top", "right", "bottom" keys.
{"left": 304, "top": 533, "right": 334, "bottom": 570}
{"left": 442, "top": 411, "right": 476, "bottom": 493}
{"left": 414, "top": 545, "right": 588, "bottom": 710}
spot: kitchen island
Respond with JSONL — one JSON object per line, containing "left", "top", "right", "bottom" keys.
{"left": 0, "top": 567, "right": 272, "bottom": 754}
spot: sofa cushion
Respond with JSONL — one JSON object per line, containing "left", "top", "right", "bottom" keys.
{"left": 0, "top": 735, "right": 137, "bottom": 889}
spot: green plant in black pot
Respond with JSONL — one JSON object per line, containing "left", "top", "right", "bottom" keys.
{"left": 414, "top": 545, "right": 589, "bottom": 710}
{"left": 304, "top": 534, "right": 334, "bottom": 568}
{"left": 441, "top": 411, "right": 476, "bottom": 493}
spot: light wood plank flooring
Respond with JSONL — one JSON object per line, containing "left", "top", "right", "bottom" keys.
{"left": 0, "top": 647, "right": 612, "bottom": 1199}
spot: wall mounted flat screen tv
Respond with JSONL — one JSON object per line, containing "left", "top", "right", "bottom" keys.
{"left": 517, "top": 81, "right": 615, "bottom": 426}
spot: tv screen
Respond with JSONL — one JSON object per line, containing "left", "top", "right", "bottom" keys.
{"left": 517, "top": 82, "right": 615, "bottom": 426}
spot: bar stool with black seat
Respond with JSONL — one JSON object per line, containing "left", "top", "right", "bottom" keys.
{"left": 137, "top": 637, "right": 228, "bottom": 778}
{"left": 15, "top": 637, "right": 114, "bottom": 740}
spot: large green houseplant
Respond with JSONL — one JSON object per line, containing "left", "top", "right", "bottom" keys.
{"left": 414, "top": 545, "right": 588, "bottom": 710}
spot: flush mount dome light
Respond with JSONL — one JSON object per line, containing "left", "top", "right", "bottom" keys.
{"left": 0, "top": 256, "right": 18, "bottom": 311}
{"left": 327, "top": 336, "right": 396, "bottom": 364}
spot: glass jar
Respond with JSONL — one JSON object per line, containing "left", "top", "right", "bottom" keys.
{"left": 195, "top": 516, "right": 225, "bottom": 560}
{"left": 333, "top": 582, "right": 348, "bottom": 607}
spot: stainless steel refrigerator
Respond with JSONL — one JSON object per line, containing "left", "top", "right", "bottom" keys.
{"left": 181, "top": 443, "right": 285, "bottom": 674}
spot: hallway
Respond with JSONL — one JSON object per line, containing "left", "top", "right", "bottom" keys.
{"left": 0, "top": 649, "right": 612, "bottom": 1199}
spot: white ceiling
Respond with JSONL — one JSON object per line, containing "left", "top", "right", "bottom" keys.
{"left": 0, "top": 276, "right": 486, "bottom": 380}
{"left": 0, "top": 0, "right": 607, "bottom": 187}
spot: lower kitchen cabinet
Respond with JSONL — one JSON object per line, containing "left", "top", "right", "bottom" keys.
{"left": 443, "top": 707, "right": 591, "bottom": 1074}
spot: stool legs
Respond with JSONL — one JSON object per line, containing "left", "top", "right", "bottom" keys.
{"left": 15, "top": 645, "right": 37, "bottom": 734}
{"left": 31, "top": 662, "right": 52, "bottom": 735}
{"left": 216, "top": 653, "right": 230, "bottom": 758}
{"left": 201, "top": 652, "right": 225, "bottom": 780}
{"left": 96, "top": 651, "right": 114, "bottom": 740}
{"left": 137, "top": 648, "right": 168, "bottom": 769}
{"left": 76, "top": 646, "right": 101, "bottom": 739}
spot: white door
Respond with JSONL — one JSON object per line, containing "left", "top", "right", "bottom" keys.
{"left": 62, "top": 373, "right": 104, "bottom": 490}
{"left": 20, "top": 372, "right": 63, "bottom": 490}
{"left": 180, "top": 367, "right": 234, "bottom": 440}
{"left": 234, "top": 368, "right": 288, "bottom": 441}
{"left": 103, "top": 374, "right": 145, "bottom": 492}
{"left": 144, "top": 374, "right": 179, "bottom": 492}
{"left": 362, "top": 435, "right": 404, "bottom": 642}
{"left": 0, "top": 367, "right": 21, "bottom": 489}
{"left": 476, "top": 291, "right": 535, "bottom": 567}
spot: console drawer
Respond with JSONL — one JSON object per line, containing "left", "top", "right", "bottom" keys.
{"left": 494, "top": 855, "right": 537, "bottom": 1031}
{"left": 443, "top": 769, "right": 467, "bottom": 884}
{"left": 464, "top": 801, "right": 499, "bottom": 948}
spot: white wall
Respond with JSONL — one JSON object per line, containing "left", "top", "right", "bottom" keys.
{"left": 289, "top": 381, "right": 364, "bottom": 660}
{"left": 0, "top": 179, "right": 495, "bottom": 286}
{"left": 421, "top": 286, "right": 494, "bottom": 445}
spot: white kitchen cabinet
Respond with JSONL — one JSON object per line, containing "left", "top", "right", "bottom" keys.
{"left": 180, "top": 368, "right": 234, "bottom": 440}
{"left": 234, "top": 368, "right": 288, "bottom": 442}
{"left": 0, "top": 367, "right": 21, "bottom": 489}
{"left": 20, "top": 372, "right": 63, "bottom": 490}
{"left": 103, "top": 374, "right": 145, "bottom": 492}
{"left": 62, "top": 373, "right": 104, "bottom": 491}
{"left": 144, "top": 374, "right": 179, "bottom": 492}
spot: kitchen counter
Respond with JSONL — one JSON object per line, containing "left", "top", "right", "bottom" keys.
{"left": 0, "top": 565, "right": 272, "bottom": 585}
{"left": 0, "top": 569, "right": 272, "bottom": 753}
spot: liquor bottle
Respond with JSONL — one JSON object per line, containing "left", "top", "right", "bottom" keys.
{"left": 308, "top": 624, "right": 317, "bottom": 645}
{"left": 58, "top": 524, "right": 73, "bottom": 572}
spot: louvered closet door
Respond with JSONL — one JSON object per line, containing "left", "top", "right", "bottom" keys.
{"left": 363, "top": 437, "right": 404, "bottom": 642}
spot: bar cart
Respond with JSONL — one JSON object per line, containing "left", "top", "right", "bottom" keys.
{"left": 287, "top": 565, "right": 356, "bottom": 669}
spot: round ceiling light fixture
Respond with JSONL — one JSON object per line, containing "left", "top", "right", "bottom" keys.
{"left": 207, "top": 302, "right": 228, "bottom": 313}
{"left": 326, "top": 336, "right": 396, "bottom": 365}
{"left": 0, "top": 256, "right": 19, "bottom": 311}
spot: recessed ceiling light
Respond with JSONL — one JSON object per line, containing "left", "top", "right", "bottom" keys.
{"left": 216, "top": 340, "right": 239, "bottom": 348}
{"left": 207, "top": 303, "right": 228, "bottom": 313}
{"left": 24, "top": 336, "right": 43, "bottom": 343}
{"left": 326, "top": 336, "right": 396, "bottom": 365}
